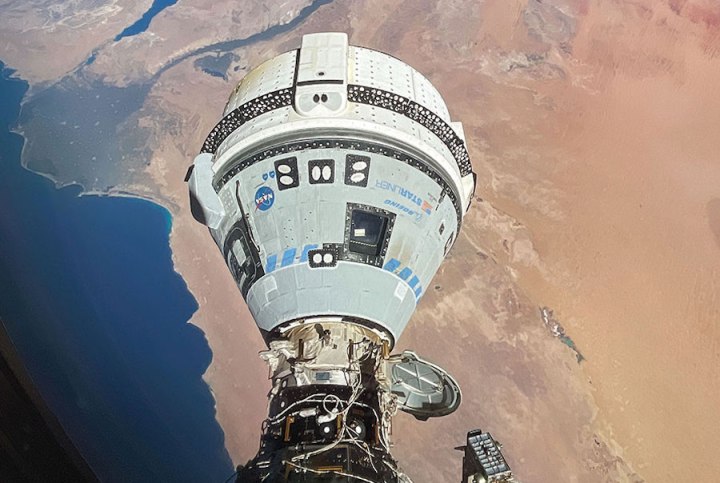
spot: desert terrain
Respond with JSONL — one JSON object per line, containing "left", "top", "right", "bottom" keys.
{"left": 2, "top": 0, "right": 719, "bottom": 481}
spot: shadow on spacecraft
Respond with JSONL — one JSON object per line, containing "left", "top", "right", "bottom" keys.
{"left": 187, "top": 32, "right": 514, "bottom": 483}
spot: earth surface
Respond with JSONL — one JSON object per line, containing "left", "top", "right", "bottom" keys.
{"left": 2, "top": 0, "right": 719, "bottom": 481}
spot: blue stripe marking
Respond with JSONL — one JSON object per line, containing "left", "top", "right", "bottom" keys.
{"left": 265, "top": 254, "right": 277, "bottom": 273}
{"left": 300, "top": 244, "right": 318, "bottom": 262}
{"left": 281, "top": 247, "right": 297, "bottom": 267}
{"left": 383, "top": 258, "right": 401, "bottom": 272}
{"left": 397, "top": 267, "right": 412, "bottom": 281}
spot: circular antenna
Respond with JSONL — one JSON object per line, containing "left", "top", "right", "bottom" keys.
{"left": 389, "top": 351, "right": 461, "bottom": 420}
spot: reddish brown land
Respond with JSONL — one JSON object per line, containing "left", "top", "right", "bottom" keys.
{"left": 3, "top": 0, "right": 719, "bottom": 481}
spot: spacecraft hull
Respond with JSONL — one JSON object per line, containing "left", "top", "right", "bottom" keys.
{"left": 190, "top": 33, "right": 473, "bottom": 342}
{"left": 187, "top": 32, "right": 491, "bottom": 482}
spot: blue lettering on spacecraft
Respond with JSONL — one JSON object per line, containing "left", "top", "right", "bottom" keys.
{"left": 384, "top": 199, "right": 422, "bottom": 222}
{"left": 375, "top": 180, "right": 433, "bottom": 215}
{"left": 383, "top": 258, "right": 423, "bottom": 300}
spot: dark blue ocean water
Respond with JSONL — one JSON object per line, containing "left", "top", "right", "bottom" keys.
{"left": 114, "top": 0, "right": 179, "bottom": 41}
{"left": 0, "top": 63, "right": 233, "bottom": 481}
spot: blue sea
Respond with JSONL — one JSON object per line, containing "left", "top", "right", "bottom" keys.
{"left": 0, "top": 62, "right": 234, "bottom": 482}
{"left": 115, "top": 0, "right": 179, "bottom": 41}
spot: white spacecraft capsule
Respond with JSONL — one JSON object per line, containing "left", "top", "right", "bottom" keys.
{"left": 189, "top": 32, "right": 474, "bottom": 343}
{"left": 188, "top": 32, "right": 480, "bottom": 481}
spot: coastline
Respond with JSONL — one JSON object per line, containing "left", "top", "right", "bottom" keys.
{"left": 13, "top": 120, "right": 180, "bottom": 235}
{"left": 1, "top": 61, "right": 236, "bottom": 479}
{"left": 1, "top": 1, "right": 341, "bottom": 468}
{"left": 3, "top": 0, "right": 719, "bottom": 480}
{"left": 131, "top": 17, "right": 641, "bottom": 480}
{"left": 11, "top": 120, "right": 222, "bottom": 426}
{"left": 11, "top": 18, "right": 630, "bottom": 483}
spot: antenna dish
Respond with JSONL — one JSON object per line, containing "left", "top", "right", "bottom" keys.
{"left": 389, "top": 351, "right": 461, "bottom": 420}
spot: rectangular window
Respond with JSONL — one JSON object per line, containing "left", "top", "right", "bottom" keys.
{"left": 349, "top": 209, "right": 389, "bottom": 256}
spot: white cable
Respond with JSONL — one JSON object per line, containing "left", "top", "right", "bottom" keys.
{"left": 283, "top": 460, "right": 377, "bottom": 483}
{"left": 265, "top": 393, "right": 327, "bottom": 423}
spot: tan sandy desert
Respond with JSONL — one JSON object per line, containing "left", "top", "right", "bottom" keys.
{"left": 2, "top": 0, "right": 719, "bottom": 481}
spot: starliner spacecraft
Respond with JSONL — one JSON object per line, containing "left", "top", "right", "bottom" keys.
{"left": 188, "top": 33, "right": 513, "bottom": 482}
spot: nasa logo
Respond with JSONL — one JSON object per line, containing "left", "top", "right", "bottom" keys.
{"left": 254, "top": 186, "right": 275, "bottom": 211}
